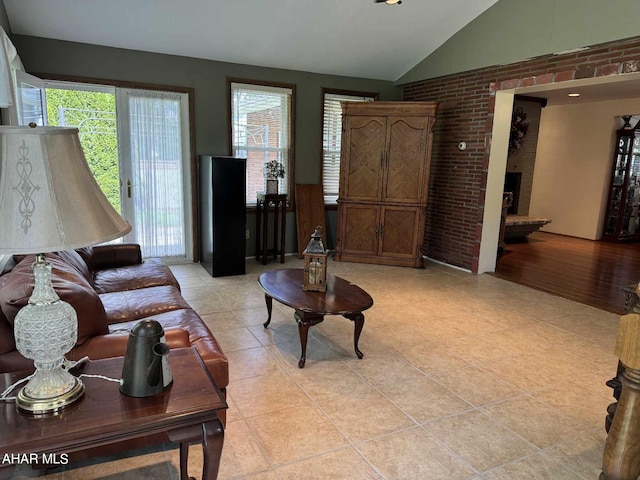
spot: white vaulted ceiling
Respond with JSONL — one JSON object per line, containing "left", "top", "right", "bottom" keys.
{"left": 2, "top": 0, "right": 498, "bottom": 81}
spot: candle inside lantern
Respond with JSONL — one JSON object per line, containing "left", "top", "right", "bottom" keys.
{"left": 309, "top": 260, "right": 318, "bottom": 285}
{"left": 302, "top": 226, "right": 327, "bottom": 292}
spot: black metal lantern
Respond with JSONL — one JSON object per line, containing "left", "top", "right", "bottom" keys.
{"left": 302, "top": 226, "right": 327, "bottom": 292}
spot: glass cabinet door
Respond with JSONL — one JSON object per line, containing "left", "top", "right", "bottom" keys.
{"left": 605, "top": 136, "right": 630, "bottom": 235}
{"left": 623, "top": 135, "right": 640, "bottom": 236}
{"left": 604, "top": 127, "right": 640, "bottom": 241}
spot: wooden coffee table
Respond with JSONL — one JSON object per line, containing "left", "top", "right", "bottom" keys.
{"left": 0, "top": 347, "right": 227, "bottom": 480}
{"left": 258, "top": 268, "right": 374, "bottom": 368}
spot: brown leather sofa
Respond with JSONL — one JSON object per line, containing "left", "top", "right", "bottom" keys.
{"left": 0, "top": 244, "right": 228, "bottom": 460}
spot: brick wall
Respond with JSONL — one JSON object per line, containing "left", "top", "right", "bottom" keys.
{"left": 402, "top": 35, "right": 640, "bottom": 272}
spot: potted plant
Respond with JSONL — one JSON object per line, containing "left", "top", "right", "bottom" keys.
{"left": 265, "top": 160, "right": 285, "bottom": 194}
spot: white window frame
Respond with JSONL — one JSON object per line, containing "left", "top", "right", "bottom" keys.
{"left": 321, "top": 90, "right": 376, "bottom": 204}
{"left": 2, "top": 70, "right": 48, "bottom": 126}
{"left": 230, "top": 80, "right": 294, "bottom": 206}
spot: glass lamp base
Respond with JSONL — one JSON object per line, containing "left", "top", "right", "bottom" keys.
{"left": 16, "top": 375, "right": 84, "bottom": 415}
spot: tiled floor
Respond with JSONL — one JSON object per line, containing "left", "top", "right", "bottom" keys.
{"left": 13, "top": 257, "right": 619, "bottom": 479}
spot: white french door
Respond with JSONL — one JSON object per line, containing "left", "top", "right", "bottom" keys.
{"left": 116, "top": 89, "right": 192, "bottom": 261}
{"left": 10, "top": 78, "right": 193, "bottom": 262}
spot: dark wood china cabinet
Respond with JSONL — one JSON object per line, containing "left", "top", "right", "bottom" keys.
{"left": 603, "top": 118, "right": 640, "bottom": 242}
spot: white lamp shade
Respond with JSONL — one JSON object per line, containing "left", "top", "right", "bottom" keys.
{"left": 0, "top": 126, "right": 131, "bottom": 254}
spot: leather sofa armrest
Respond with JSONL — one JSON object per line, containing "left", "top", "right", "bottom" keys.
{"left": 89, "top": 244, "right": 143, "bottom": 271}
{"left": 68, "top": 327, "right": 191, "bottom": 362}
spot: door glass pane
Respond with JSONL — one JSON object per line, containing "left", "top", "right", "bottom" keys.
{"left": 45, "top": 86, "right": 121, "bottom": 213}
{"left": 128, "top": 92, "right": 186, "bottom": 258}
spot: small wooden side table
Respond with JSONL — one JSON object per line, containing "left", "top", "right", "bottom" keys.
{"left": 0, "top": 347, "right": 227, "bottom": 480}
{"left": 256, "top": 193, "right": 287, "bottom": 265}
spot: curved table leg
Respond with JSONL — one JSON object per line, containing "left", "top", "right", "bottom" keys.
{"left": 202, "top": 419, "right": 225, "bottom": 480}
{"left": 170, "top": 417, "right": 224, "bottom": 480}
{"left": 179, "top": 442, "right": 192, "bottom": 480}
{"left": 344, "top": 312, "right": 365, "bottom": 359}
{"left": 294, "top": 310, "right": 324, "bottom": 368}
{"left": 263, "top": 293, "right": 273, "bottom": 328}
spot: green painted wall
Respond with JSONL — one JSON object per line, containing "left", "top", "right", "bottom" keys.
{"left": 399, "top": 0, "right": 640, "bottom": 85}
{"left": 11, "top": 35, "right": 399, "bottom": 182}
{"left": 0, "top": 3, "right": 10, "bottom": 35}
{"left": 10, "top": 34, "right": 400, "bottom": 257}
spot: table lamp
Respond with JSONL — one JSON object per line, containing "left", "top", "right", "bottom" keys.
{"left": 0, "top": 125, "right": 131, "bottom": 414}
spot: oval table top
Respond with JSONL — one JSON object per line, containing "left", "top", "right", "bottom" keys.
{"left": 258, "top": 268, "right": 373, "bottom": 316}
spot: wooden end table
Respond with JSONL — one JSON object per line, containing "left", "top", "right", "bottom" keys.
{"left": 255, "top": 193, "right": 287, "bottom": 265}
{"left": 0, "top": 347, "right": 227, "bottom": 480}
{"left": 258, "top": 268, "right": 373, "bottom": 368}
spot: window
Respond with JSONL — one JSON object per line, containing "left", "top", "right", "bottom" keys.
{"left": 4, "top": 70, "right": 48, "bottom": 126}
{"left": 231, "top": 81, "right": 294, "bottom": 205}
{"left": 321, "top": 90, "right": 376, "bottom": 203}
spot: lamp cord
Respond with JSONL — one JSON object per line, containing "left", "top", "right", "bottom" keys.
{"left": 0, "top": 357, "right": 122, "bottom": 402}
{"left": 78, "top": 374, "right": 121, "bottom": 384}
{"left": 0, "top": 373, "right": 35, "bottom": 401}
{"left": 66, "top": 356, "right": 121, "bottom": 383}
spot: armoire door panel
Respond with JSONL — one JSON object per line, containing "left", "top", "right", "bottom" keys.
{"left": 342, "top": 116, "right": 385, "bottom": 201}
{"left": 379, "top": 207, "right": 420, "bottom": 258}
{"left": 341, "top": 204, "right": 379, "bottom": 256}
{"left": 384, "top": 116, "right": 429, "bottom": 204}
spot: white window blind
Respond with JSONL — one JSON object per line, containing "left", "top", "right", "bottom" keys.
{"left": 231, "top": 82, "right": 292, "bottom": 204}
{"left": 322, "top": 93, "right": 375, "bottom": 204}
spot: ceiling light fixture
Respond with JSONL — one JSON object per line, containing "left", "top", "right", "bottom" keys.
{"left": 568, "top": 93, "right": 581, "bottom": 97}
{"left": 386, "top": 0, "right": 402, "bottom": 4}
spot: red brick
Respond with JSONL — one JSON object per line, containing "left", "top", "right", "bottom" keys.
{"left": 575, "top": 64, "right": 596, "bottom": 79}
{"left": 597, "top": 63, "right": 621, "bottom": 76}
{"left": 554, "top": 70, "right": 575, "bottom": 82}
{"left": 474, "top": 223, "right": 483, "bottom": 240}
{"left": 520, "top": 76, "right": 536, "bottom": 87}
{"left": 500, "top": 78, "right": 521, "bottom": 90}
{"left": 536, "top": 72, "right": 554, "bottom": 84}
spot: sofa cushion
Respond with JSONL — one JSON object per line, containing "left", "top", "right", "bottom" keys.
{"left": 99, "top": 285, "right": 190, "bottom": 324}
{"left": 0, "top": 253, "right": 109, "bottom": 345}
{"left": 87, "top": 244, "right": 142, "bottom": 270}
{"left": 57, "top": 250, "right": 93, "bottom": 285}
{"left": 93, "top": 258, "right": 180, "bottom": 294}
{"left": 66, "top": 327, "right": 192, "bottom": 363}
{"left": 0, "top": 310, "right": 14, "bottom": 355}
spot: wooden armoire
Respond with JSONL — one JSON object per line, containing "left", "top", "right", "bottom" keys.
{"left": 334, "top": 101, "right": 438, "bottom": 268}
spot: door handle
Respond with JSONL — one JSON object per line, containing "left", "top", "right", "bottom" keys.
{"left": 127, "top": 179, "right": 132, "bottom": 198}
